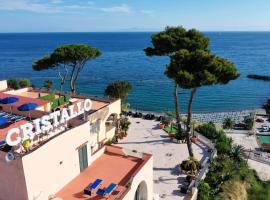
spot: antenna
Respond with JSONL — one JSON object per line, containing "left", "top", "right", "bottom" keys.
{"left": 5, "top": 152, "right": 15, "bottom": 162}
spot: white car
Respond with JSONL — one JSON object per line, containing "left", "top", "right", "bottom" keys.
{"left": 261, "top": 125, "right": 269, "bottom": 132}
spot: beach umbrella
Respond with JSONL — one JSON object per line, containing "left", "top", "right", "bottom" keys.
{"left": 0, "top": 116, "right": 8, "bottom": 126}
{"left": 18, "top": 103, "right": 38, "bottom": 120}
{"left": 0, "top": 97, "right": 19, "bottom": 104}
{"left": 0, "top": 97, "right": 19, "bottom": 114}
{"left": 17, "top": 103, "right": 38, "bottom": 111}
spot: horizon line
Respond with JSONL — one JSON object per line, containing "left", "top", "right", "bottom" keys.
{"left": 1, "top": 30, "right": 270, "bottom": 34}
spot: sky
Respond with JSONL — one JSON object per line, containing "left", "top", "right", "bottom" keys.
{"left": 0, "top": 0, "right": 270, "bottom": 32}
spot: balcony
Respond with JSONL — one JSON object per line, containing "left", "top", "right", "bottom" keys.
{"left": 56, "top": 145, "right": 151, "bottom": 200}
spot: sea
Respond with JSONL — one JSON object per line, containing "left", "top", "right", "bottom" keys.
{"left": 0, "top": 32, "right": 270, "bottom": 113}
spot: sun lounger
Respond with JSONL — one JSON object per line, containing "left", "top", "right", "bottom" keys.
{"left": 96, "top": 183, "right": 117, "bottom": 196}
{"left": 84, "top": 179, "right": 103, "bottom": 196}
{"left": 0, "top": 141, "right": 6, "bottom": 147}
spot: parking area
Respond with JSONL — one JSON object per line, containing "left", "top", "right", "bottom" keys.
{"left": 255, "top": 115, "right": 270, "bottom": 135}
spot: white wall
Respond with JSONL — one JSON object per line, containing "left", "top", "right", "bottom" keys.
{"left": 4, "top": 87, "right": 29, "bottom": 94}
{"left": 22, "top": 122, "right": 93, "bottom": 200}
{"left": 123, "top": 155, "right": 153, "bottom": 200}
{"left": 0, "top": 80, "right": 8, "bottom": 91}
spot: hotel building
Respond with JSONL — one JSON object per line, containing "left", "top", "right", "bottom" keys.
{"left": 0, "top": 80, "right": 153, "bottom": 200}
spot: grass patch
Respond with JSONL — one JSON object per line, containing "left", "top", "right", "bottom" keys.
{"left": 163, "top": 126, "right": 177, "bottom": 134}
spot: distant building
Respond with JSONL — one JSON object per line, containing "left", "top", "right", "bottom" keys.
{"left": 0, "top": 80, "right": 153, "bottom": 200}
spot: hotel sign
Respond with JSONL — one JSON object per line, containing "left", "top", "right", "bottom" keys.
{"left": 5, "top": 99, "right": 92, "bottom": 146}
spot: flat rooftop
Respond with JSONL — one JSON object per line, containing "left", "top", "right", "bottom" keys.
{"left": 0, "top": 92, "right": 49, "bottom": 108}
{"left": 5, "top": 89, "right": 110, "bottom": 111}
{"left": 56, "top": 146, "right": 151, "bottom": 200}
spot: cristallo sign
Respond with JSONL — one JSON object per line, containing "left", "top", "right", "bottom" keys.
{"left": 5, "top": 99, "right": 92, "bottom": 146}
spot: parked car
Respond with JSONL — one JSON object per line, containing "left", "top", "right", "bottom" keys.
{"left": 261, "top": 125, "right": 269, "bottom": 132}
{"left": 256, "top": 118, "right": 264, "bottom": 123}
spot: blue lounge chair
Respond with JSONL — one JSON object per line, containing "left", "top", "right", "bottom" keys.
{"left": 84, "top": 179, "right": 103, "bottom": 196}
{"left": 0, "top": 141, "right": 6, "bottom": 146}
{"left": 96, "top": 183, "right": 117, "bottom": 196}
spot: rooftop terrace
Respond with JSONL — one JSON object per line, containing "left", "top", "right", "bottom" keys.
{"left": 56, "top": 145, "right": 151, "bottom": 200}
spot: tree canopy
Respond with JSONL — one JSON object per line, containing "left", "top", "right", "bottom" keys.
{"left": 167, "top": 49, "right": 240, "bottom": 89}
{"left": 105, "top": 81, "right": 132, "bottom": 100}
{"left": 33, "top": 44, "right": 101, "bottom": 94}
{"left": 144, "top": 26, "right": 209, "bottom": 56}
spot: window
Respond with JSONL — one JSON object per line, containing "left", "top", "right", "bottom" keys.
{"left": 90, "top": 120, "right": 101, "bottom": 135}
{"left": 78, "top": 145, "right": 88, "bottom": 172}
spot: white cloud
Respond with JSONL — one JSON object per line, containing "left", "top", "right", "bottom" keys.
{"left": 0, "top": 0, "right": 62, "bottom": 13}
{"left": 101, "top": 4, "right": 131, "bottom": 14}
{"left": 0, "top": 1, "right": 130, "bottom": 15}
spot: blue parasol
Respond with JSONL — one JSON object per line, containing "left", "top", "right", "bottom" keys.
{"left": 0, "top": 116, "right": 8, "bottom": 126}
{"left": 0, "top": 97, "right": 19, "bottom": 104}
{"left": 17, "top": 103, "right": 38, "bottom": 111}
{"left": 0, "top": 97, "right": 19, "bottom": 115}
{"left": 17, "top": 103, "right": 38, "bottom": 120}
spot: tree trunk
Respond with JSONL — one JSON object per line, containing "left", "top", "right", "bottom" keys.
{"left": 70, "top": 65, "right": 76, "bottom": 94}
{"left": 72, "top": 60, "right": 86, "bottom": 95}
{"left": 186, "top": 88, "right": 197, "bottom": 158}
{"left": 174, "top": 82, "right": 182, "bottom": 133}
{"left": 61, "top": 64, "right": 68, "bottom": 94}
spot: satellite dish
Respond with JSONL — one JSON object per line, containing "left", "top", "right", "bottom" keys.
{"left": 5, "top": 152, "right": 15, "bottom": 162}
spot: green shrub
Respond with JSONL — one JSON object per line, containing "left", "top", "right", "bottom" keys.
{"left": 245, "top": 115, "right": 254, "bottom": 130}
{"left": 7, "top": 78, "right": 19, "bottom": 89}
{"left": 39, "top": 93, "right": 55, "bottom": 101}
{"left": 19, "top": 78, "right": 30, "bottom": 88}
{"left": 59, "top": 96, "right": 65, "bottom": 105}
{"left": 223, "top": 117, "right": 235, "bottom": 129}
{"left": 43, "top": 80, "right": 53, "bottom": 91}
{"left": 197, "top": 121, "right": 270, "bottom": 200}
{"left": 198, "top": 181, "right": 211, "bottom": 200}
{"left": 51, "top": 99, "right": 59, "bottom": 110}
{"left": 195, "top": 122, "right": 217, "bottom": 140}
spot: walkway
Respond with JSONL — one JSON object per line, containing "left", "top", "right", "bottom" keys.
{"left": 116, "top": 117, "right": 210, "bottom": 200}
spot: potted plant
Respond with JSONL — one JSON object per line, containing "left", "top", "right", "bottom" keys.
{"left": 105, "top": 139, "right": 113, "bottom": 145}
{"left": 180, "top": 184, "right": 188, "bottom": 194}
{"left": 180, "top": 157, "right": 200, "bottom": 175}
{"left": 120, "top": 117, "right": 131, "bottom": 136}
{"left": 159, "top": 122, "right": 165, "bottom": 129}
{"left": 112, "top": 135, "right": 118, "bottom": 144}
{"left": 191, "top": 135, "right": 198, "bottom": 143}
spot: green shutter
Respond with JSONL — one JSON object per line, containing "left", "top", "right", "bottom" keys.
{"left": 78, "top": 145, "right": 88, "bottom": 172}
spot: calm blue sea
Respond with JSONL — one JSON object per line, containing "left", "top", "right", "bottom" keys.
{"left": 0, "top": 32, "right": 270, "bottom": 113}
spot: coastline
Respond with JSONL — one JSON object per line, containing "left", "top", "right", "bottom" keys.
{"left": 127, "top": 108, "right": 266, "bottom": 124}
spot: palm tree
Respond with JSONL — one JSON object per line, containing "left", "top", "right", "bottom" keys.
{"left": 181, "top": 156, "right": 200, "bottom": 175}
{"left": 223, "top": 117, "right": 235, "bottom": 129}
{"left": 230, "top": 145, "right": 245, "bottom": 162}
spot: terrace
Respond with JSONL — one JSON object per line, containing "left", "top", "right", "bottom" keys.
{"left": 56, "top": 145, "right": 151, "bottom": 200}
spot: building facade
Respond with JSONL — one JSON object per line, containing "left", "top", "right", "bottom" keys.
{"left": 0, "top": 80, "right": 153, "bottom": 200}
